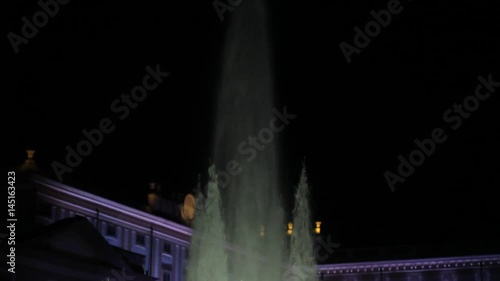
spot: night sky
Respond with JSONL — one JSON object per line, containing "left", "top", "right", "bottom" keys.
{"left": 5, "top": 0, "right": 500, "bottom": 249}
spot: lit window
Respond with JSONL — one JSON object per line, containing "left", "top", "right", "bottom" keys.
{"left": 136, "top": 234, "right": 145, "bottom": 246}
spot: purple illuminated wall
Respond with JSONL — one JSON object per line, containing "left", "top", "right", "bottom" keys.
{"left": 318, "top": 256, "right": 500, "bottom": 281}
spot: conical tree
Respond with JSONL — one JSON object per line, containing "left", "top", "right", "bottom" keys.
{"left": 186, "top": 165, "right": 228, "bottom": 281}
{"left": 185, "top": 175, "right": 205, "bottom": 281}
{"left": 289, "top": 161, "right": 318, "bottom": 281}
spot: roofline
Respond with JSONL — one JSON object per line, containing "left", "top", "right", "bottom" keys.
{"left": 26, "top": 175, "right": 500, "bottom": 271}
{"left": 317, "top": 254, "right": 500, "bottom": 274}
{"left": 29, "top": 174, "right": 193, "bottom": 237}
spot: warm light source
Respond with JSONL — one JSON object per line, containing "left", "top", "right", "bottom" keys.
{"left": 181, "top": 194, "right": 196, "bottom": 224}
{"left": 260, "top": 225, "right": 265, "bottom": 237}
{"left": 22, "top": 149, "right": 37, "bottom": 171}
{"left": 147, "top": 181, "right": 157, "bottom": 208}
{"left": 148, "top": 193, "right": 157, "bottom": 208}
{"left": 315, "top": 221, "right": 321, "bottom": 234}
{"left": 287, "top": 222, "right": 293, "bottom": 235}
{"left": 27, "top": 150, "right": 35, "bottom": 159}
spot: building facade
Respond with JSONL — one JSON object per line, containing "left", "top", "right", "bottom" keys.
{"left": 17, "top": 174, "right": 191, "bottom": 281}
{"left": 13, "top": 174, "right": 500, "bottom": 281}
{"left": 318, "top": 256, "right": 500, "bottom": 281}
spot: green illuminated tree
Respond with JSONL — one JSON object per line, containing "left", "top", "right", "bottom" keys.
{"left": 288, "top": 161, "right": 318, "bottom": 281}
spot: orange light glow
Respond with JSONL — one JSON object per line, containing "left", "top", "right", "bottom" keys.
{"left": 315, "top": 221, "right": 321, "bottom": 234}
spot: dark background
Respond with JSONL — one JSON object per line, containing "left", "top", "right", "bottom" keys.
{"left": 4, "top": 0, "right": 500, "bottom": 248}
